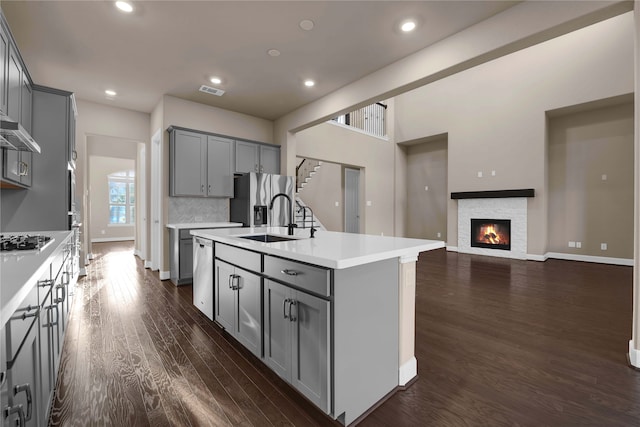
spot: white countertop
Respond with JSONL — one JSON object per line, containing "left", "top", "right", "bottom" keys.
{"left": 191, "top": 227, "right": 444, "bottom": 269}
{"left": 1, "top": 230, "right": 73, "bottom": 327}
{"left": 166, "top": 222, "right": 243, "bottom": 230}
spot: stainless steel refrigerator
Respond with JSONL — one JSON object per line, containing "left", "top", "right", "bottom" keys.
{"left": 230, "top": 173, "right": 295, "bottom": 228}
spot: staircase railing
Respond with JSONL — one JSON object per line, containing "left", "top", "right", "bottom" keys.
{"left": 331, "top": 101, "right": 387, "bottom": 137}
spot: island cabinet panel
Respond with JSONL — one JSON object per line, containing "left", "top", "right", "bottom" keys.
{"left": 264, "top": 279, "right": 330, "bottom": 413}
{"left": 214, "top": 245, "right": 262, "bottom": 358}
{"left": 6, "top": 319, "right": 40, "bottom": 427}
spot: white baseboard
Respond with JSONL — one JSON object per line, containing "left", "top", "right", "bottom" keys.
{"left": 144, "top": 261, "right": 153, "bottom": 269}
{"left": 545, "top": 252, "right": 633, "bottom": 266}
{"left": 79, "top": 268, "right": 87, "bottom": 276}
{"left": 91, "top": 237, "right": 135, "bottom": 243}
{"left": 629, "top": 340, "right": 640, "bottom": 368}
{"left": 87, "top": 253, "right": 94, "bottom": 260}
{"left": 446, "top": 246, "right": 458, "bottom": 252}
{"left": 159, "top": 270, "right": 170, "bottom": 281}
{"left": 527, "top": 253, "right": 547, "bottom": 262}
{"left": 399, "top": 357, "right": 417, "bottom": 386}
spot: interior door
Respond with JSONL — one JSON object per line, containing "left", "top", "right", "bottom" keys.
{"left": 344, "top": 167, "right": 360, "bottom": 233}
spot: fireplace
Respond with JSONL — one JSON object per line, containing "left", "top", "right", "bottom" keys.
{"left": 471, "top": 219, "right": 511, "bottom": 251}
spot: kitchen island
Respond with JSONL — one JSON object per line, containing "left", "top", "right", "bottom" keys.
{"left": 191, "top": 226, "right": 443, "bottom": 425}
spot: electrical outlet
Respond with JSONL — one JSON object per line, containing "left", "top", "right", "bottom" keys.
{"left": 491, "top": 170, "right": 496, "bottom": 176}
{"left": 602, "top": 174, "right": 607, "bottom": 181}
{"left": 477, "top": 171, "right": 483, "bottom": 178}
{"left": 576, "top": 242, "right": 581, "bottom": 248}
{"left": 568, "top": 241, "right": 576, "bottom": 248}
{"left": 101, "top": 230, "right": 106, "bottom": 235}
{"left": 335, "top": 201, "right": 339, "bottom": 207}
{"left": 425, "top": 186, "right": 429, "bottom": 191}
{"left": 367, "top": 201, "right": 372, "bottom": 206}
{"left": 437, "top": 232, "right": 441, "bottom": 238}
{"left": 601, "top": 243, "right": 608, "bottom": 251}
{"left": 195, "top": 216, "right": 203, "bottom": 222}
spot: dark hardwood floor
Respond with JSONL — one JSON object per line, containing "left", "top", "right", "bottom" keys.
{"left": 49, "top": 242, "right": 640, "bottom": 426}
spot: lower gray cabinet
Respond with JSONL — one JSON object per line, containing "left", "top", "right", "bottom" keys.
{"left": 215, "top": 259, "right": 262, "bottom": 358}
{"left": 6, "top": 323, "right": 40, "bottom": 427}
{"left": 264, "top": 279, "right": 330, "bottom": 413}
{"left": 2, "top": 149, "right": 32, "bottom": 187}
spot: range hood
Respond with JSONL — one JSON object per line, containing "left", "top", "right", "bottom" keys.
{"left": 0, "top": 115, "right": 41, "bottom": 154}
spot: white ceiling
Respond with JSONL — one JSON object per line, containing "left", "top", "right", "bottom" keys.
{"left": 2, "top": 1, "right": 518, "bottom": 120}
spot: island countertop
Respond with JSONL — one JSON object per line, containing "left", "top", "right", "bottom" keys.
{"left": 165, "top": 222, "right": 243, "bottom": 230}
{"left": 191, "top": 227, "right": 444, "bottom": 269}
{"left": 1, "top": 230, "right": 73, "bottom": 327}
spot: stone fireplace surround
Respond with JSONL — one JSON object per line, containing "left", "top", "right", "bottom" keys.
{"left": 452, "top": 189, "right": 535, "bottom": 260}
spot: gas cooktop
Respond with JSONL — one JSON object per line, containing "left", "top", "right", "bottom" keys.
{"left": 0, "top": 234, "right": 53, "bottom": 252}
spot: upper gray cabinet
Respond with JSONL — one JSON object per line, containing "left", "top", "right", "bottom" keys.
{"left": 20, "top": 72, "right": 31, "bottom": 134}
{"left": 169, "top": 127, "right": 233, "bottom": 197}
{"left": 0, "top": 23, "right": 8, "bottom": 115}
{"left": 234, "top": 140, "right": 280, "bottom": 174}
{"left": 6, "top": 43, "right": 21, "bottom": 123}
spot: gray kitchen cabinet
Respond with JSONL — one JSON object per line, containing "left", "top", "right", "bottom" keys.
{"left": 169, "top": 228, "right": 197, "bottom": 285}
{"left": 20, "top": 73, "right": 31, "bottom": 134}
{"left": 0, "top": 23, "right": 8, "bottom": 115}
{"left": 2, "top": 149, "right": 30, "bottom": 186}
{"left": 6, "top": 43, "right": 20, "bottom": 123}
{"left": 215, "top": 245, "right": 262, "bottom": 358}
{"left": 169, "top": 128, "right": 233, "bottom": 197}
{"left": 234, "top": 140, "right": 280, "bottom": 174}
{"left": 264, "top": 279, "right": 330, "bottom": 413}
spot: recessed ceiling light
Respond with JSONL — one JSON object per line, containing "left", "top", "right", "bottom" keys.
{"left": 105, "top": 89, "right": 117, "bottom": 96}
{"left": 267, "top": 49, "right": 281, "bottom": 57}
{"left": 299, "top": 19, "right": 314, "bottom": 31}
{"left": 304, "top": 80, "right": 315, "bottom": 87}
{"left": 401, "top": 20, "right": 416, "bottom": 32}
{"left": 210, "top": 77, "right": 222, "bottom": 85}
{"left": 115, "top": 1, "right": 134, "bottom": 13}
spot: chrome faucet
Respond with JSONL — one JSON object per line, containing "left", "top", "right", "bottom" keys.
{"left": 269, "top": 193, "right": 296, "bottom": 235}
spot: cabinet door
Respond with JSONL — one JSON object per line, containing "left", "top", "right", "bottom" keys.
{"left": 7, "top": 322, "right": 41, "bottom": 427}
{"left": 20, "top": 75, "right": 32, "bottom": 134}
{"left": 37, "top": 288, "right": 54, "bottom": 419}
{"left": 207, "top": 136, "right": 233, "bottom": 197}
{"left": 6, "top": 44, "right": 20, "bottom": 123}
{"left": 179, "top": 238, "right": 194, "bottom": 281}
{"left": 235, "top": 269, "right": 262, "bottom": 357}
{"left": 19, "top": 151, "right": 31, "bottom": 187}
{"left": 259, "top": 145, "right": 280, "bottom": 174}
{"left": 171, "top": 130, "right": 206, "bottom": 196}
{"left": 235, "top": 140, "right": 259, "bottom": 174}
{"left": 2, "top": 149, "right": 20, "bottom": 183}
{"left": 291, "top": 291, "right": 330, "bottom": 412}
{"left": 263, "top": 280, "right": 291, "bottom": 380}
{"left": 215, "top": 260, "right": 235, "bottom": 331}
{"left": 0, "top": 26, "right": 8, "bottom": 115}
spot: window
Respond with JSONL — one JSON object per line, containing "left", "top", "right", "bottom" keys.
{"left": 108, "top": 170, "right": 135, "bottom": 224}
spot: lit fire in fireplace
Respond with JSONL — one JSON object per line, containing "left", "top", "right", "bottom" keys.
{"left": 471, "top": 219, "right": 511, "bottom": 250}
{"left": 478, "top": 224, "right": 506, "bottom": 245}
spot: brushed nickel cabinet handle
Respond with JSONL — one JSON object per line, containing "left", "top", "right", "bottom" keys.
{"left": 280, "top": 269, "right": 298, "bottom": 276}
{"left": 283, "top": 298, "right": 290, "bottom": 319}
{"left": 13, "top": 384, "right": 33, "bottom": 421}
{"left": 288, "top": 300, "right": 297, "bottom": 322}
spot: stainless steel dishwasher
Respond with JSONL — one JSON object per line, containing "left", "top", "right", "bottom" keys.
{"left": 193, "top": 237, "right": 214, "bottom": 320}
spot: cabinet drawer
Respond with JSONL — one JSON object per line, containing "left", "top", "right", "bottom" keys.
{"left": 264, "top": 255, "right": 330, "bottom": 297}
{"left": 179, "top": 229, "right": 193, "bottom": 239}
{"left": 216, "top": 243, "right": 261, "bottom": 273}
{"left": 6, "top": 284, "right": 39, "bottom": 362}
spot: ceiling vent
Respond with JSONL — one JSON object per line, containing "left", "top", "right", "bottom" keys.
{"left": 199, "top": 85, "right": 225, "bottom": 96}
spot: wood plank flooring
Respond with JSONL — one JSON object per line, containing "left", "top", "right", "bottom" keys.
{"left": 49, "top": 242, "right": 640, "bottom": 426}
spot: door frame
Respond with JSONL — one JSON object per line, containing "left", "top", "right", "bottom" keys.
{"left": 150, "top": 129, "right": 162, "bottom": 271}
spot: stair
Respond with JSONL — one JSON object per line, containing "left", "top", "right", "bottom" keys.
{"left": 296, "top": 160, "right": 322, "bottom": 193}
{"left": 294, "top": 197, "right": 326, "bottom": 231}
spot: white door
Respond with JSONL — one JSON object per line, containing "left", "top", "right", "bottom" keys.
{"left": 150, "top": 129, "right": 162, "bottom": 271}
{"left": 137, "top": 143, "right": 147, "bottom": 261}
{"left": 344, "top": 167, "right": 360, "bottom": 233}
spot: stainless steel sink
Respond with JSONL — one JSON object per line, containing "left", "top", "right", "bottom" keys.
{"left": 238, "top": 234, "right": 300, "bottom": 243}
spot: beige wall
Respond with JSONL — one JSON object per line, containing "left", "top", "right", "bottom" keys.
{"left": 404, "top": 137, "right": 448, "bottom": 241}
{"left": 88, "top": 155, "right": 136, "bottom": 241}
{"left": 393, "top": 12, "right": 634, "bottom": 255}
{"left": 75, "top": 99, "right": 150, "bottom": 262}
{"left": 296, "top": 122, "right": 395, "bottom": 236}
{"left": 547, "top": 102, "right": 634, "bottom": 259}
{"left": 298, "top": 161, "right": 344, "bottom": 232}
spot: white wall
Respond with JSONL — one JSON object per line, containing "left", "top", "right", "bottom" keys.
{"left": 393, "top": 12, "right": 634, "bottom": 255}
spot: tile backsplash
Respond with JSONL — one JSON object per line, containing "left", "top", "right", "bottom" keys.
{"left": 168, "top": 197, "right": 229, "bottom": 223}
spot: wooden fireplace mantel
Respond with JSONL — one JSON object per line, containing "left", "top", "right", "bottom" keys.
{"left": 451, "top": 188, "right": 535, "bottom": 200}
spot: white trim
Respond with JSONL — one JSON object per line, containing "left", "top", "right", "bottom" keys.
{"left": 446, "top": 246, "right": 458, "bottom": 252}
{"left": 159, "top": 270, "right": 170, "bottom": 281}
{"left": 399, "top": 254, "right": 418, "bottom": 264}
{"left": 545, "top": 252, "right": 633, "bottom": 266}
{"left": 144, "top": 260, "right": 152, "bottom": 269}
{"left": 629, "top": 340, "right": 640, "bottom": 368}
{"left": 79, "top": 267, "right": 87, "bottom": 276}
{"left": 91, "top": 237, "right": 135, "bottom": 243}
{"left": 134, "top": 249, "right": 142, "bottom": 258}
{"left": 87, "top": 253, "right": 95, "bottom": 260}
{"left": 399, "top": 357, "right": 417, "bottom": 386}
{"left": 326, "top": 119, "right": 389, "bottom": 141}
{"left": 526, "top": 253, "right": 547, "bottom": 262}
